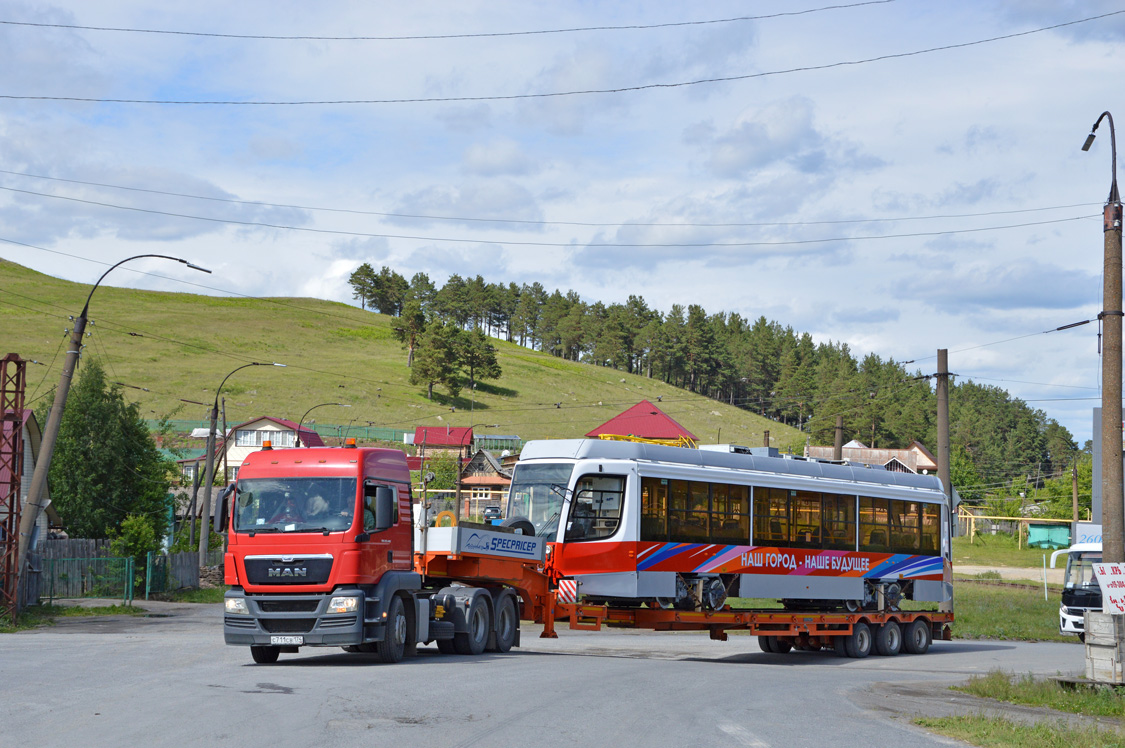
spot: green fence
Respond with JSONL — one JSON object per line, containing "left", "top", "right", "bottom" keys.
{"left": 42, "top": 557, "right": 135, "bottom": 605}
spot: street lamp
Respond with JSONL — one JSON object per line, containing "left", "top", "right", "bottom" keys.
{"left": 1083, "top": 111, "right": 1124, "bottom": 564}
{"left": 17, "top": 254, "right": 210, "bottom": 590}
{"left": 295, "top": 402, "right": 350, "bottom": 447}
{"left": 198, "top": 361, "right": 286, "bottom": 566}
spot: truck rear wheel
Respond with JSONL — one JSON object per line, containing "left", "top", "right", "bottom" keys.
{"left": 903, "top": 619, "right": 931, "bottom": 654}
{"left": 453, "top": 595, "right": 491, "bottom": 655}
{"left": 489, "top": 595, "right": 518, "bottom": 653}
{"left": 250, "top": 645, "right": 280, "bottom": 664}
{"left": 844, "top": 622, "right": 872, "bottom": 658}
{"left": 376, "top": 596, "right": 408, "bottom": 664}
{"left": 874, "top": 621, "right": 902, "bottom": 656}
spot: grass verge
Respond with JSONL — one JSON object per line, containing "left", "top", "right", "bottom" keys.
{"left": 0, "top": 603, "right": 144, "bottom": 633}
{"left": 952, "top": 533, "right": 1058, "bottom": 568}
{"left": 915, "top": 716, "right": 1125, "bottom": 747}
{"left": 156, "top": 586, "right": 228, "bottom": 603}
{"left": 955, "top": 670, "right": 1125, "bottom": 718}
{"left": 946, "top": 581, "right": 1072, "bottom": 642}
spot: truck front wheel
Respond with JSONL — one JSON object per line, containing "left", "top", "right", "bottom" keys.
{"left": 454, "top": 595, "right": 491, "bottom": 655}
{"left": 376, "top": 596, "right": 408, "bottom": 664}
{"left": 250, "top": 645, "right": 280, "bottom": 664}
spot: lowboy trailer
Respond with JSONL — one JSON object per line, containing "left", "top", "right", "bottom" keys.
{"left": 223, "top": 441, "right": 952, "bottom": 664}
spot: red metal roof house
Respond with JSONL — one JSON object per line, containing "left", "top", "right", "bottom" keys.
{"left": 585, "top": 400, "right": 697, "bottom": 441}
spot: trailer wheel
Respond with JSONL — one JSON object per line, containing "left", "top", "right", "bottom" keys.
{"left": 833, "top": 636, "right": 848, "bottom": 657}
{"left": 903, "top": 619, "right": 931, "bottom": 654}
{"left": 758, "top": 635, "right": 775, "bottom": 653}
{"left": 874, "top": 621, "right": 902, "bottom": 656}
{"left": 376, "top": 596, "right": 408, "bottom": 664}
{"left": 773, "top": 637, "right": 792, "bottom": 654}
{"left": 250, "top": 645, "right": 280, "bottom": 664}
{"left": 489, "top": 595, "right": 518, "bottom": 653}
{"left": 844, "top": 622, "right": 872, "bottom": 658}
{"left": 454, "top": 595, "right": 491, "bottom": 655}
{"left": 437, "top": 638, "right": 456, "bottom": 654}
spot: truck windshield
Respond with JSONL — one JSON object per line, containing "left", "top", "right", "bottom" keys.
{"left": 507, "top": 463, "right": 574, "bottom": 538}
{"left": 1064, "top": 551, "right": 1102, "bottom": 591}
{"left": 233, "top": 477, "right": 357, "bottom": 533}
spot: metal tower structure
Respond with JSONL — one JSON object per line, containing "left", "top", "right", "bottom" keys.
{"left": 0, "top": 354, "right": 27, "bottom": 615}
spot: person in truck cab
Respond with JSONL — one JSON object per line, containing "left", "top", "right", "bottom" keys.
{"left": 268, "top": 495, "right": 305, "bottom": 524}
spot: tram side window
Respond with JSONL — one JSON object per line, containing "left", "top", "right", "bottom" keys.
{"left": 564, "top": 474, "right": 626, "bottom": 541}
{"left": 859, "top": 496, "right": 890, "bottom": 552}
{"left": 712, "top": 483, "right": 750, "bottom": 544}
{"left": 822, "top": 493, "right": 856, "bottom": 551}
{"left": 669, "top": 480, "right": 709, "bottom": 543}
{"left": 641, "top": 477, "right": 668, "bottom": 542}
{"left": 920, "top": 503, "right": 941, "bottom": 555}
{"left": 890, "top": 501, "right": 922, "bottom": 554}
{"left": 790, "top": 490, "right": 821, "bottom": 549}
{"left": 753, "top": 487, "right": 790, "bottom": 545}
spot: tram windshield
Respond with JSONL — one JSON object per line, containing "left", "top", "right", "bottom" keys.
{"left": 507, "top": 462, "right": 575, "bottom": 538}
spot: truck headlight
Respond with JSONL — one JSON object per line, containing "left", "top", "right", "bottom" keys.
{"left": 328, "top": 596, "right": 359, "bottom": 614}
{"left": 225, "top": 598, "right": 249, "bottom": 615}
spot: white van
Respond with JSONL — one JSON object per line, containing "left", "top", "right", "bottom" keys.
{"left": 1050, "top": 542, "right": 1102, "bottom": 642}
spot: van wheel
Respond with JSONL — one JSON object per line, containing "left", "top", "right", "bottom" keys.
{"left": 903, "top": 619, "right": 932, "bottom": 654}
{"left": 250, "top": 645, "right": 280, "bottom": 664}
{"left": 844, "top": 622, "right": 872, "bottom": 658}
{"left": 453, "top": 595, "right": 491, "bottom": 655}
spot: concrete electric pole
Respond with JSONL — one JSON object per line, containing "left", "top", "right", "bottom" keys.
{"left": 1083, "top": 111, "right": 1124, "bottom": 564}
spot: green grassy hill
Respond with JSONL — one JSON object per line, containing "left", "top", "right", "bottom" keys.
{"left": 1, "top": 258, "right": 801, "bottom": 448}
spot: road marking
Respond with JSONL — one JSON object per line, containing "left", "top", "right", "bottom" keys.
{"left": 718, "top": 722, "right": 770, "bottom": 747}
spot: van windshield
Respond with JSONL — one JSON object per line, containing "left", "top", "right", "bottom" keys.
{"left": 234, "top": 477, "right": 357, "bottom": 533}
{"left": 1063, "top": 551, "right": 1102, "bottom": 591}
{"left": 507, "top": 463, "right": 574, "bottom": 538}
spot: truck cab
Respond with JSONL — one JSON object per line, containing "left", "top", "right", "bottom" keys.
{"left": 223, "top": 442, "right": 418, "bottom": 662}
{"left": 1050, "top": 542, "right": 1102, "bottom": 642}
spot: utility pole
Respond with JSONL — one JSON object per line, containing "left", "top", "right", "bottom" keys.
{"left": 1084, "top": 111, "right": 1124, "bottom": 564}
{"left": 16, "top": 255, "right": 209, "bottom": 592}
{"left": 833, "top": 415, "right": 844, "bottom": 461}
{"left": 1073, "top": 460, "right": 1080, "bottom": 526}
{"left": 935, "top": 350, "right": 952, "bottom": 525}
{"left": 935, "top": 349, "right": 952, "bottom": 614}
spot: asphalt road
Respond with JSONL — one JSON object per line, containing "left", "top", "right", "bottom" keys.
{"left": 0, "top": 601, "right": 1090, "bottom": 748}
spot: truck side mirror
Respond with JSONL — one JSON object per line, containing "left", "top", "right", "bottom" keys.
{"left": 374, "top": 486, "right": 396, "bottom": 531}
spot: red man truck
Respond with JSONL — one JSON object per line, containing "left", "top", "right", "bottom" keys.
{"left": 222, "top": 440, "right": 554, "bottom": 664}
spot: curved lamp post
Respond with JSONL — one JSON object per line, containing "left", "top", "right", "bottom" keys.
{"left": 198, "top": 361, "right": 286, "bottom": 565}
{"left": 1084, "top": 112, "right": 1124, "bottom": 563}
{"left": 17, "top": 255, "right": 210, "bottom": 591}
{"left": 295, "top": 402, "right": 350, "bottom": 447}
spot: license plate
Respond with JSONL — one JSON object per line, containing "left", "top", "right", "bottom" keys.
{"left": 270, "top": 635, "right": 303, "bottom": 646}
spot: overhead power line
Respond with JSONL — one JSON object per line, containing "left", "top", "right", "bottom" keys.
{"left": 0, "top": 185, "right": 1097, "bottom": 249}
{"left": 0, "top": 2, "right": 895, "bottom": 41}
{"left": 0, "top": 168, "right": 1102, "bottom": 229}
{"left": 1, "top": 10, "right": 1119, "bottom": 105}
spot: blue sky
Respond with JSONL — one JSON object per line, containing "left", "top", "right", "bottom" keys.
{"left": 2, "top": 0, "right": 1124, "bottom": 445}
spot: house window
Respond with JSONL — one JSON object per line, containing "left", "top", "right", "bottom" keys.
{"left": 235, "top": 429, "right": 295, "bottom": 448}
